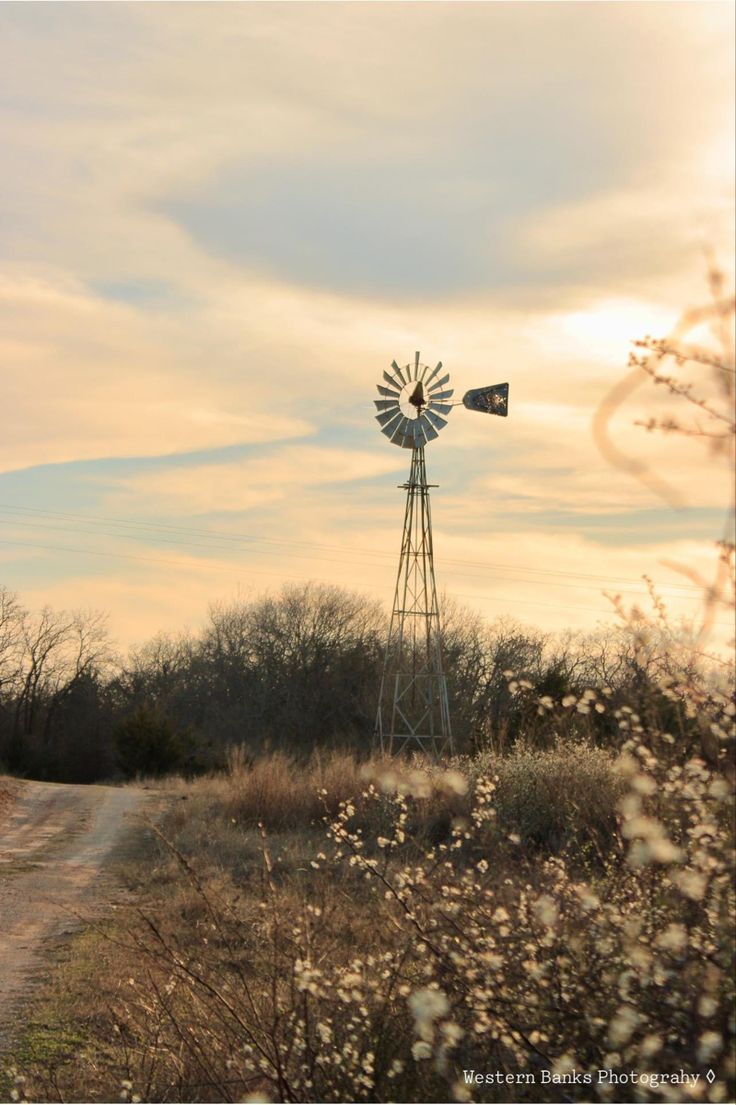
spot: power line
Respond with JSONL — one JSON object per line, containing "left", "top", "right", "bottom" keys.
{"left": 0, "top": 511, "right": 711, "bottom": 603}
{"left": 0, "top": 502, "right": 707, "bottom": 596}
{"left": 0, "top": 535, "right": 656, "bottom": 619}
{"left": 2, "top": 536, "right": 732, "bottom": 632}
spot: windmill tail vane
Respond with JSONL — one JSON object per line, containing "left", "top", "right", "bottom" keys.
{"left": 372, "top": 352, "right": 510, "bottom": 759}
{"left": 462, "top": 382, "right": 509, "bottom": 417}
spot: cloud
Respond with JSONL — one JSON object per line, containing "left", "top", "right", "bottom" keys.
{"left": 113, "top": 445, "right": 407, "bottom": 514}
{"left": 515, "top": 179, "right": 735, "bottom": 299}
{"left": 1, "top": 3, "right": 732, "bottom": 302}
{"left": 154, "top": 1, "right": 734, "bottom": 300}
{"left": 0, "top": 273, "right": 315, "bottom": 474}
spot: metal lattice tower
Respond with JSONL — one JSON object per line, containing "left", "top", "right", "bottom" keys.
{"left": 373, "top": 352, "right": 509, "bottom": 758}
{"left": 375, "top": 444, "right": 453, "bottom": 756}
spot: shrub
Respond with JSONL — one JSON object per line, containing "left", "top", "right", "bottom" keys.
{"left": 488, "top": 741, "right": 624, "bottom": 856}
{"left": 115, "top": 703, "right": 188, "bottom": 778}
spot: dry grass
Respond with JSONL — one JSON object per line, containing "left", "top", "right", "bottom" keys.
{"left": 219, "top": 747, "right": 379, "bottom": 830}
{"left": 149, "top": 743, "right": 624, "bottom": 864}
{"left": 141, "top": 749, "right": 388, "bottom": 824}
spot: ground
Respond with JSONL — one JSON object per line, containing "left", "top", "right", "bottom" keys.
{"left": 0, "top": 779, "right": 155, "bottom": 1053}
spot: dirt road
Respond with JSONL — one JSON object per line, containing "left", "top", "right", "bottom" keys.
{"left": 0, "top": 780, "right": 151, "bottom": 1048}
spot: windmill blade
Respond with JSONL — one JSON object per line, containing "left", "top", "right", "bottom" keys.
{"left": 389, "top": 415, "right": 411, "bottom": 444}
{"left": 429, "top": 388, "right": 454, "bottom": 401}
{"left": 404, "top": 422, "right": 422, "bottom": 449}
{"left": 377, "top": 384, "right": 401, "bottom": 399}
{"left": 374, "top": 398, "right": 401, "bottom": 412}
{"left": 416, "top": 419, "right": 435, "bottom": 445}
{"left": 424, "top": 409, "right": 447, "bottom": 432}
{"left": 429, "top": 372, "right": 450, "bottom": 391}
{"left": 418, "top": 416, "right": 439, "bottom": 442}
{"left": 413, "top": 351, "right": 421, "bottom": 379}
{"left": 383, "top": 369, "right": 403, "bottom": 389}
{"left": 463, "top": 382, "right": 509, "bottom": 417}
{"left": 414, "top": 417, "right": 430, "bottom": 444}
{"left": 427, "top": 402, "right": 453, "bottom": 416}
{"left": 381, "top": 422, "right": 405, "bottom": 443}
{"left": 377, "top": 408, "right": 403, "bottom": 430}
{"left": 391, "top": 361, "right": 409, "bottom": 386}
{"left": 423, "top": 361, "right": 443, "bottom": 388}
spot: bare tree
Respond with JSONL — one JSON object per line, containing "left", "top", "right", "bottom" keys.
{"left": 0, "top": 586, "right": 23, "bottom": 698}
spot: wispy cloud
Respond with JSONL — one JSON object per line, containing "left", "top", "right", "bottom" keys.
{"left": 114, "top": 446, "right": 407, "bottom": 515}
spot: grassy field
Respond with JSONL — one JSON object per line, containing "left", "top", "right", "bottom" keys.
{"left": 3, "top": 713, "right": 734, "bottom": 1104}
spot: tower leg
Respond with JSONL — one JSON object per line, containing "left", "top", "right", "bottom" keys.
{"left": 374, "top": 447, "right": 453, "bottom": 757}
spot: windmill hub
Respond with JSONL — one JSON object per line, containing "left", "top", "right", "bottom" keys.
{"left": 407, "top": 380, "right": 425, "bottom": 413}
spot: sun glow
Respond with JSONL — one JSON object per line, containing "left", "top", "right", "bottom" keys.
{"left": 557, "top": 299, "right": 679, "bottom": 366}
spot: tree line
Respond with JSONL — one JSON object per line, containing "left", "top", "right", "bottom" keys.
{"left": 0, "top": 581, "right": 720, "bottom": 782}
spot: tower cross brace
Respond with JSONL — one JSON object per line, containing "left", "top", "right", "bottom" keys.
{"left": 374, "top": 445, "right": 453, "bottom": 757}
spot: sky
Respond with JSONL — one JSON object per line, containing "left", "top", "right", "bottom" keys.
{"left": 0, "top": 1, "right": 734, "bottom": 654}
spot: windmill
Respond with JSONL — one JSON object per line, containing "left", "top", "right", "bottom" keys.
{"left": 374, "top": 352, "right": 509, "bottom": 757}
